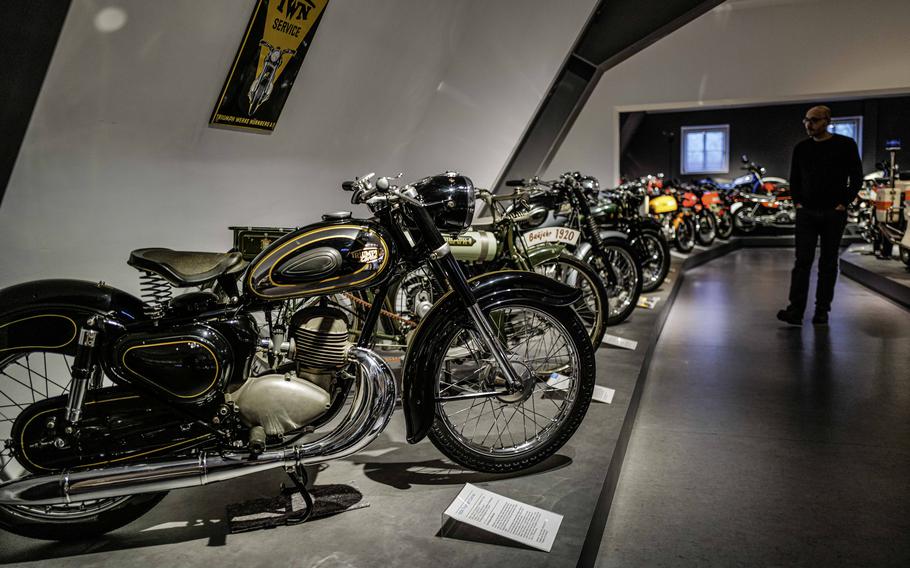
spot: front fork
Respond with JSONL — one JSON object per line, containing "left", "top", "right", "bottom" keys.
{"left": 430, "top": 248, "right": 524, "bottom": 393}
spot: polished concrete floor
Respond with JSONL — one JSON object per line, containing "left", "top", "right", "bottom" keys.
{"left": 596, "top": 248, "right": 910, "bottom": 567}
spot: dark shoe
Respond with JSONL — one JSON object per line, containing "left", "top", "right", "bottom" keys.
{"left": 777, "top": 308, "right": 802, "bottom": 326}
{"left": 811, "top": 311, "right": 828, "bottom": 325}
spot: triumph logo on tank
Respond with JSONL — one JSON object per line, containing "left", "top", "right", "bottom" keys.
{"left": 349, "top": 246, "right": 383, "bottom": 264}
{"left": 210, "top": 0, "right": 330, "bottom": 133}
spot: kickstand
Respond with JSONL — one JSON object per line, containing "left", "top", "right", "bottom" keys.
{"left": 283, "top": 464, "right": 314, "bottom": 524}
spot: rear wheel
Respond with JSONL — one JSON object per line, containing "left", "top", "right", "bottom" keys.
{"left": 0, "top": 349, "right": 166, "bottom": 541}
{"left": 428, "top": 299, "right": 595, "bottom": 473}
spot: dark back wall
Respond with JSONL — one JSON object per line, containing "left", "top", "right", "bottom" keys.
{"left": 619, "top": 95, "right": 910, "bottom": 183}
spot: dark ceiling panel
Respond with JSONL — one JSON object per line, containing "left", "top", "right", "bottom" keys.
{"left": 0, "top": 1, "right": 72, "bottom": 207}
{"left": 494, "top": 0, "right": 724, "bottom": 191}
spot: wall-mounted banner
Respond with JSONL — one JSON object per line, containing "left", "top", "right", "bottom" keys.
{"left": 210, "top": 0, "right": 329, "bottom": 133}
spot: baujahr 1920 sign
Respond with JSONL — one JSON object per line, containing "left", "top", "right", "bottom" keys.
{"left": 210, "top": 0, "right": 329, "bottom": 133}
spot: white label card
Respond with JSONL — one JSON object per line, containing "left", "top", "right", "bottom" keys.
{"left": 602, "top": 334, "right": 638, "bottom": 350}
{"left": 443, "top": 484, "right": 563, "bottom": 552}
{"left": 521, "top": 227, "right": 581, "bottom": 246}
{"left": 592, "top": 385, "right": 615, "bottom": 404}
{"left": 636, "top": 296, "right": 660, "bottom": 310}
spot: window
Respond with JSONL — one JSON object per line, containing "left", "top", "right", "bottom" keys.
{"left": 828, "top": 116, "right": 862, "bottom": 154}
{"left": 681, "top": 125, "right": 729, "bottom": 174}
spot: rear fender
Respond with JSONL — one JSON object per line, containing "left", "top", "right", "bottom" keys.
{"left": 401, "top": 270, "right": 580, "bottom": 444}
{"left": 0, "top": 279, "right": 146, "bottom": 357}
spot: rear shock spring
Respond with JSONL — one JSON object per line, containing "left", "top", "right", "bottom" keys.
{"left": 139, "top": 271, "right": 172, "bottom": 319}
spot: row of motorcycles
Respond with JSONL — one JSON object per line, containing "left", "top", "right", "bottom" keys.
{"left": 0, "top": 169, "right": 676, "bottom": 541}
{"left": 611, "top": 155, "right": 795, "bottom": 254}
{"left": 849, "top": 144, "right": 910, "bottom": 267}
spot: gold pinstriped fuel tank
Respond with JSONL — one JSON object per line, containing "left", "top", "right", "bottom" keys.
{"left": 245, "top": 220, "right": 397, "bottom": 300}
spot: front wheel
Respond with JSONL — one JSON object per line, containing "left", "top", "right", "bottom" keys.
{"left": 428, "top": 299, "right": 595, "bottom": 473}
{"left": 584, "top": 238, "right": 643, "bottom": 326}
{"left": 733, "top": 206, "right": 756, "bottom": 234}
{"left": 899, "top": 246, "right": 910, "bottom": 267}
{"left": 674, "top": 215, "right": 696, "bottom": 252}
{"left": 695, "top": 211, "right": 717, "bottom": 245}
{"left": 715, "top": 209, "right": 734, "bottom": 239}
{"left": 635, "top": 229, "right": 671, "bottom": 293}
{"left": 533, "top": 253, "right": 608, "bottom": 347}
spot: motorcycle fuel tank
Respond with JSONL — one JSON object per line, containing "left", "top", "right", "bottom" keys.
{"left": 245, "top": 221, "right": 396, "bottom": 300}
{"left": 650, "top": 195, "right": 678, "bottom": 214}
{"left": 447, "top": 231, "right": 499, "bottom": 262}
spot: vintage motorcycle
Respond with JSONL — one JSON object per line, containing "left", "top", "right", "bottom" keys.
{"left": 704, "top": 156, "right": 794, "bottom": 233}
{"left": 579, "top": 177, "right": 671, "bottom": 293}
{"left": 504, "top": 174, "right": 643, "bottom": 326}
{"left": 0, "top": 172, "right": 596, "bottom": 540}
{"left": 644, "top": 179, "right": 697, "bottom": 253}
{"left": 450, "top": 188, "right": 609, "bottom": 346}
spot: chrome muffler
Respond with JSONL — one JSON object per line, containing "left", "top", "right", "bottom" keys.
{"left": 0, "top": 347, "right": 397, "bottom": 506}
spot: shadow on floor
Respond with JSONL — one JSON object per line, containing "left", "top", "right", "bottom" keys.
{"left": 350, "top": 443, "right": 573, "bottom": 489}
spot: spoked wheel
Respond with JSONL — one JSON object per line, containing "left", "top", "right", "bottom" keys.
{"left": 533, "top": 253, "right": 608, "bottom": 346}
{"left": 695, "top": 211, "right": 717, "bottom": 245}
{"left": 674, "top": 215, "right": 696, "bottom": 252}
{"left": 635, "top": 230, "right": 670, "bottom": 293}
{"left": 715, "top": 209, "right": 734, "bottom": 239}
{"left": 584, "top": 238, "right": 643, "bottom": 326}
{"left": 429, "top": 300, "right": 595, "bottom": 473}
{"left": 0, "top": 350, "right": 166, "bottom": 541}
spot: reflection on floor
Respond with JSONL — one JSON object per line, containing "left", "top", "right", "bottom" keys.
{"left": 597, "top": 248, "right": 910, "bottom": 567}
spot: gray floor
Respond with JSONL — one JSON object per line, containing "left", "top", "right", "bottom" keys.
{"left": 596, "top": 248, "right": 910, "bottom": 567}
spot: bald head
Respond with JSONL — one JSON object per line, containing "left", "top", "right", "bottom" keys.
{"left": 808, "top": 105, "right": 831, "bottom": 120}
{"left": 803, "top": 105, "right": 833, "bottom": 139}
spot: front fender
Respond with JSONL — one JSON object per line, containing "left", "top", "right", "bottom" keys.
{"left": 523, "top": 243, "right": 566, "bottom": 267}
{"left": 401, "top": 270, "right": 580, "bottom": 444}
{"left": 0, "top": 279, "right": 147, "bottom": 356}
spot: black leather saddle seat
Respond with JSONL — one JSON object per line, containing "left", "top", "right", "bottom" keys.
{"left": 128, "top": 248, "right": 245, "bottom": 287}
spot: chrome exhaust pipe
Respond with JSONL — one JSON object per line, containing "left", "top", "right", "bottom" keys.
{"left": 0, "top": 346, "right": 397, "bottom": 506}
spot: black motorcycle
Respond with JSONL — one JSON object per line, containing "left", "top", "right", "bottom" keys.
{"left": 0, "top": 172, "right": 595, "bottom": 540}
{"left": 580, "top": 176, "right": 671, "bottom": 293}
{"left": 504, "top": 173, "right": 644, "bottom": 325}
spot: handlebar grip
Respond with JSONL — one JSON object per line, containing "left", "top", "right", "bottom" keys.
{"left": 342, "top": 181, "right": 356, "bottom": 191}
{"left": 505, "top": 179, "right": 525, "bottom": 187}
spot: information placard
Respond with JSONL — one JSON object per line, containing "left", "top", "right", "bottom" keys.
{"left": 443, "top": 484, "right": 562, "bottom": 552}
{"left": 602, "top": 333, "right": 638, "bottom": 350}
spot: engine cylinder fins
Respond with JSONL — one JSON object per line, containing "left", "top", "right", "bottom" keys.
{"left": 293, "top": 313, "right": 351, "bottom": 371}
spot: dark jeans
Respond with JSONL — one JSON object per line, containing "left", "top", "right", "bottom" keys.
{"left": 788, "top": 208, "right": 848, "bottom": 314}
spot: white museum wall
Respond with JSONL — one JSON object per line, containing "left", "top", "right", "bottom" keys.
{"left": 547, "top": 0, "right": 910, "bottom": 186}
{"left": 0, "top": 0, "right": 596, "bottom": 293}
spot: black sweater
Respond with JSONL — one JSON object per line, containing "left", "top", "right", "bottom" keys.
{"left": 788, "top": 134, "right": 863, "bottom": 209}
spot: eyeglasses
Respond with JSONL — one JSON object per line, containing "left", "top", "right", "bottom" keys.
{"left": 802, "top": 117, "right": 827, "bottom": 124}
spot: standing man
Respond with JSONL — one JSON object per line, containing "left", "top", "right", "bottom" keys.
{"left": 777, "top": 105, "right": 863, "bottom": 325}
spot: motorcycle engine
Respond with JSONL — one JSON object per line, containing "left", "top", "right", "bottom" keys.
{"left": 231, "top": 306, "right": 352, "bottom": 436}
